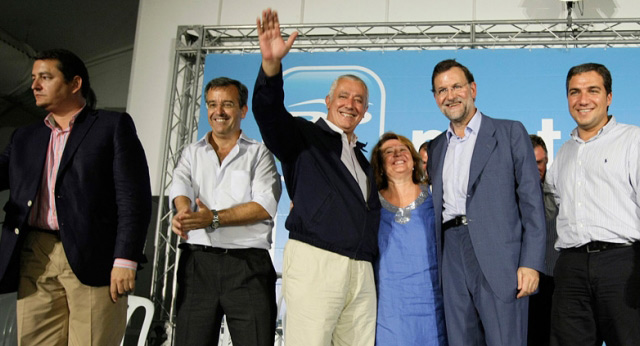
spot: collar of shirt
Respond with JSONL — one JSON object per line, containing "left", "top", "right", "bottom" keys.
{"left": 43, "top": 106, "right": 85, "bottom": 132}
{"left": 199, "top": 130, "right": 259, "bottom": 166}
{"left": 446, "top": 109, "right": 482, "bottom": 143}
{"left": 570, "top": 115, "right": 616, "bottom": 144}
{"left": 202, "top": 130, "right": 257, "bottom": 147}
{"left": 323, "top": 118, "right": 359, "bottom": 147}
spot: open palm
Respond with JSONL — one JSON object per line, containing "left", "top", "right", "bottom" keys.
{"left": 257, "top": 9, "right": 298, "bottom": 75}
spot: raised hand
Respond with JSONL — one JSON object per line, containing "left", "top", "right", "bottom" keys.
{"left": 256, "top": 8, "right": 298, "bottom": 76}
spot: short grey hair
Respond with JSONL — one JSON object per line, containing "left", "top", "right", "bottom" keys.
{"left": 327, "top": 74, "right": 369, "bottom": 106}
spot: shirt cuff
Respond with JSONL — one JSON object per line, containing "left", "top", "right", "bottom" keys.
{"left": 113, "top": 258, "right": 138, "bottom": 271}
{"left": 253, "top": 195, "right": 279, "bottom": 218}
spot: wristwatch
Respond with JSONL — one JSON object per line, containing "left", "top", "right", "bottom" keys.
{"left": 210, "top": 209, "right": 220, "bottom": 230}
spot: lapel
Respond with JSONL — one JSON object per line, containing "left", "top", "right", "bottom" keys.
{"left": 57, "top": 108, "right": 97, "bottom": 177}
{"left": 429, "top": 133, "right": 448, "bottom": 272}
{"left": 467, "top": 113, "right": 497, "bottom": 196}
{"left": 431, "top": 133, "right": 448, "bottom": 212}
{"left": 354, "top": 141, "right": 374, "bottom": 203}
{"left": 28, "top": 124, "right": 54, "bottom": 184}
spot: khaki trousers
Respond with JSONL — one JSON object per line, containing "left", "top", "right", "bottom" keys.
{"left": 283, "top": 239, "right": 376, "bottom": 346}
{"left": 17, "top": 231, "right": 127, "bottom": 346}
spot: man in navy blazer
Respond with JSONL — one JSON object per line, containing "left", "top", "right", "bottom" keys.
{"left": 427, "top": 59, "right": 546, "bottom": 345}
{"left": 254, "top": 10, "right": 381, "bottom": 345}
{"left": 0, "top": 49, "right": 151, "bottom": 345}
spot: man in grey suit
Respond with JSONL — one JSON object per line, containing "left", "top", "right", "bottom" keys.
{"left": 427, "top": 59, "right": 546, "bottom": 345}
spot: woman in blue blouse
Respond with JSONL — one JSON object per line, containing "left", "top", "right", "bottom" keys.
{"left": 370, "top": 132, "right": 447, "bottom": 346}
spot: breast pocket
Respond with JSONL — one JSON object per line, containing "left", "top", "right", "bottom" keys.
{"left": 228, "top": 170, "right": 251, "bottom": 203}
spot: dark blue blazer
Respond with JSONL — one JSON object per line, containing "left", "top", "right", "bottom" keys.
{"left": 428, "top": 114, "right": 546, "bottom": 302}
{"left": 0, "top": 108, "right": 152, "bottom": 292}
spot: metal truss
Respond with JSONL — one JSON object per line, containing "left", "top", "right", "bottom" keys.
{"left": 151, "top": 18, "right": 640, "bottom": 344}
{"left": 199, "top": 18, "right": 640, "bottom": 52}
{"left": 150, "top": 25, "right": 205, "bottom": 345}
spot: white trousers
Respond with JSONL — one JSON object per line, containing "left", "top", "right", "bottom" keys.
{"left": 282, "top": 239, "right": 376, "bottom": 346}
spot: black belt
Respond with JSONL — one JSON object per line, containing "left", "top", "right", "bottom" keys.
{"left": 29, "top": 227, "right": 60, "bottom": 238}
{"left": 563, "top": 241, "right": 635, "bottom": 253}
{"left": 442, "top": 215, "right": 468, "bottom": 231}
{"left": 179, "top": 243, "right": 258, "bottom": 254}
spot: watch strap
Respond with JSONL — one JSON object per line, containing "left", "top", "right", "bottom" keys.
{"left": 210, "top": 209, "right": 220, "bottom": 229}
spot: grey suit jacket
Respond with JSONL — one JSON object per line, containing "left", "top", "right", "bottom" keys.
{"left": 428, "top": 113, "right": 546, "bottom": 302}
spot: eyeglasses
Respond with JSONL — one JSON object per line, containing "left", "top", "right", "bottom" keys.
{"left": 435, "top": 83, "right": 468, "bottom": 97}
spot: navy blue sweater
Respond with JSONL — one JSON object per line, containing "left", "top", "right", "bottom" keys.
{"left": 252, "top": 67, "right": 380, "bottom": 262}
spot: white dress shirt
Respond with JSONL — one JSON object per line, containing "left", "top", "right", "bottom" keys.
{"left": 169, "top": 132, "right": 282, "bottom": 249}
{"left": 548, "top": 116, "right": 640, "bottom": 249}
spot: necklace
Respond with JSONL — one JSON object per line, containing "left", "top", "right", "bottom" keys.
{"left": 379, "top": 185, "right": 428, "bottom": 224}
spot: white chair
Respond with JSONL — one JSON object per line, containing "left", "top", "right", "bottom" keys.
{"left": 0, "top": 293, "right": 17, "bottom": 346}
{"left": 274, "top": 272, "right": 285, "bottom": 346}
{"left": 121, "top": 295, "right": 154, "bottom": 346}
{"left": 274, "top": 288, "right": 285, "bottom": 346}
{"left": 218, "top": 316, "right": 232, "bottom": 346}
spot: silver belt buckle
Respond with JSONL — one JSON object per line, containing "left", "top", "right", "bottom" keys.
{"left": 460, "top": 215, "right": 468, "bottom": 226}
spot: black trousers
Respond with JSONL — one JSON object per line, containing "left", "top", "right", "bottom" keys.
{"left": 528, "top": 273, "right": 554, "bottom": 346}
{"left": 550, "top": 245, "right": 640, "bottom": 346}
{"left": 174, "top": 247, "right": 277, "bottom": 346}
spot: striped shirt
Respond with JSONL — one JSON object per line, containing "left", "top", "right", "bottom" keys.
{"left": 548, "top": 116, "right": 640, "bottom": 249}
